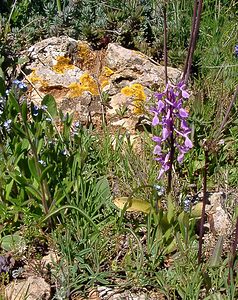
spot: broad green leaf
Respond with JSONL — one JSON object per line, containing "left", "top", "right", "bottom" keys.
{"left": 96, "top": 177, "right": 111, "bottom": 201}
{"left": 1, "top": 234, "right": 25, "bottom": 252}
{"left": 21, "top": 138, "right": 30, "bottom": 149}
{"left": 25, "top": 186, "right": 42, "bottom": 201}
{"left": 175, "top": 232, "right": 185, "bottom": 252}
{"left": 194, "top": 160, "right": 205, "bottom": 170}
{"left": 167, "top": 193, "right": 175, "bottom": 223}
{"left": 28, "top": 158, "right": 39, "bottom": 182}
{"left": 178, "top": 211, "right": 186, "bottom": 236}
{"left": 164, "top": 227, "right": 173, "bottom": 241}
{"left": 113, "top": 197, "right": 151, "bottom": 213}
{"left": 40, "top": 165, "right": 53, "bottom": 181}
{"left": 13, "top": 152, "right": 25, "bottom": 166}
{"left": 52, "top": 188, "right": 67, "bottom": 207}
{"left": 9, "top": 172, "right": 28, "bottom": 185}
{"left": 164, "top": 238, "right": 177, "bottom": 254}
{"left": 0, "top": 57, "right": 4, "bottom": 65}
{"left": 178, "top": 211, "right": 185, "bottom": 225}
{"left": 17, "top": 56, "right": 29, "bottom": 65}
{"left": 0, "top": 68, "right": 4, "bottom": 80}
{"left": 21, "top": 99, "right": 28, "bottom": 122}
{"left": 12, "top": 122, "right": 26, "bottom": 137}
{"left": 37, "top": 138, "right": 44, "bottom": 155}
{"left": 208, "top": 236, "right": 223, "bottom": 267}
{"left": 191, "top": 202, "right": 203, "bottom": 218}
{"left": 43, "top": 205, "right": 99, "bottom": 231}
{"left": 42, "top": 94, "right": 58, "bottom": 118}
{"left": 0, "top": 76, "right": 5, "bottom": 95}
{"left": 8, "top": 91, "right": 20, "bottom": 112}
{"left": 5, "top": 180, "right": 14, "bottom": 200}
{"left": 204, "top": 293, "right": 223, "bottom": 300}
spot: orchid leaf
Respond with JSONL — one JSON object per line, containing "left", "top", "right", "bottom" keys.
{"left": 113, "top": 197, "right": 151, "bottom": 214}
{"left": 208, "top": 236, "right": 223, "bottom": 267}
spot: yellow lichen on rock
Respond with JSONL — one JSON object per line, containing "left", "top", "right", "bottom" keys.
{"left": 121, "top": 83, "right": 146, "bottom": 114}
{"left": 80, "top": 73, "right": 98, "bottom": 94}
{"left": 100, "top": 79, "right": 109, "bottom": 89}
{"left": 77, "top": 42, "right": 96, "bottom": 71}
{"left": 97, "top": 66, "right": 114, "bottom": 89}
{"left": 27, "top": 69, "right": 41, "bottom": 83}
{"left": 52, "top": 56, "right": 75, "bottom": 74}
{"left": 77, "top": 42, "right": 91, "bottom": 60}
{"left": 27, "top": 69, "right": 49, "bottom": 88}
{"left": 101, "top": 66, "right": 114, "bottom": 77}
{"left": 68, "top": 73, "right": 99, "bottom": 98}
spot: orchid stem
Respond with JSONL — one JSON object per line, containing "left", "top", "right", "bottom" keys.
{"left": 198, "top": 146, "right": 208, "bottom": 264}
{"left": 163, "top": 2, "right": 168, "bottom": 86}
{"left": 228, "top": 213, "right": 238, "bottom": 284}
{"left": 163, "top": 1, "right": 174, "bottom": 193}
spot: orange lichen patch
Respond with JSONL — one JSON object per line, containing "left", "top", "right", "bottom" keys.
{"left": 52, "top": 56, "right": 75, "bottom": 74}
{"left": 121, "top": 83, "right": 146, "bottom": 115}
{"left": 68, "top": 73, "right": 99, "bottom": 98}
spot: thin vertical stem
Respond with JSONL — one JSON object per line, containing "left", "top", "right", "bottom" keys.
{"left": 183, "top": 0, "right": 198, "bottom": 80}
{"left": 185, "top": 0, "right": 203, "bottom": 84}
{"left": 215, "top": 85, "right": 238, "bottom": 139}
{"left": 4, "top": 0, "right": 18, "bottom": 40}
{"left": 228, "top": 215, "right": 238, "bottom": 284}
{"left": 167, "top": 126, "right": 175, "bottom": 194}
{"left": 163, "top": 1, "right": 173, "bottom": 193}
{"left": 198, "top": 147, "right": 208, "bottom": 264}
{"left": 163, "top": 2, "right": 168, "bottom": 86}
{"left": 56, "top": 0, "right": 62, "bottom": 13}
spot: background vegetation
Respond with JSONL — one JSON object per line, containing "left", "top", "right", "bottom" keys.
{"left": 0, "top": 0, "right": 237, "bottom": 299}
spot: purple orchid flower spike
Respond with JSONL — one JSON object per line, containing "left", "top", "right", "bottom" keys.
{"left": 151, "top": 82, "right": 193, "bottom": 180}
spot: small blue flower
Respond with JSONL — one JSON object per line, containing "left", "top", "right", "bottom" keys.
{"left": 72, "top": 121, "right": 81, "bottom": 135}
{"left": 32, "top": 105, "right": 39, "bottom": 116}
{"left": 12, "top": 267, "right": 24, "bottom": 279}
{"left": 235, "top": 45, "right": 238, "bottom": 57}
{"left": 74, "top": 121, "right": 81, "bottom": 128}
{"left": 18, "top": 82, "right": 28, "bottom": 92}
{"left": 3, "top": 119, "right": 12, "bottom": 133}
{"left": 38, "top": 160, "right": 46, "bottom": 167}
{"left": 41, "top": 105, "right": 48, "bottom": 111}
{"left": 154, "top": 185, "right": 165, "bottom": 196}
{"left": 12, "top": 79, "right": 28, "bottom": 92}
{"left": 61, "top": 149, "right": 69, "bottom": 156}
{"left": 12, "top": 79, "right": 20, "bottom": 85}
{"left": 183, "top": 196, "right": 192, "bottom": 212}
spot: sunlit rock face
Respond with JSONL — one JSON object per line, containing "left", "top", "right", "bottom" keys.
{"left": 24, "top": 36, "right": 181, "bottom": 133}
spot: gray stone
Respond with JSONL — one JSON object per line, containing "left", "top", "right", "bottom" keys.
{"left": 5, "top": 276, "right": 51, "bottom": 300}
